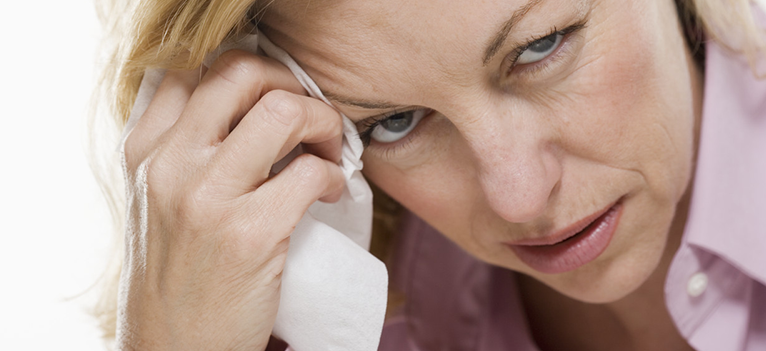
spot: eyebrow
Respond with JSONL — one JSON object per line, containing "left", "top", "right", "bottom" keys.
{"left": 483, "top": 0, "right": 544, "bottom": 66}
{"left": 323, "top": 91, "right": 406, "bottom": 110}
{"left": 325, "top": 0, "right": 543, "bottom": 111}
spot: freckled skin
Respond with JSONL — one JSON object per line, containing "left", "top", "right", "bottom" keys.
{"left": 262, "top": 0, "right": 701, "bottom": 345}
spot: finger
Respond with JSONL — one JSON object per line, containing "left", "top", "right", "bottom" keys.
{"left": 209, "top": 90, "right": 343, "bottom": 192}
{"left": 261, "top": 93, "right": 343, "bottom": 163}
{"left": 318, "top": 184, "right": 344, "bottom": 203}
{"left": 302, "top": 138, "right": 343, "bottom": 166}
{"left": 252, "top": 154, "right": 345, "bottom": 233}
{"left": 173, "top": 50, "right": 306, "bottom": 145}
{"left": 126, "top": 68, "right": 204, "bottom": 156}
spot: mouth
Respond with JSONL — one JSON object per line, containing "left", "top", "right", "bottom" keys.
{"left": 505, "top": 200, "right": 624, "bottom": 274}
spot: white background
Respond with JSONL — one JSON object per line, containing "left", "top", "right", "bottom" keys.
{"left": 1, "top": 1, "right": 110, "bottom": 350}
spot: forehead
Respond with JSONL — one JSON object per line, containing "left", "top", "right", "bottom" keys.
{"left": 258, "top": 0, "right": 582, "bottom": 109}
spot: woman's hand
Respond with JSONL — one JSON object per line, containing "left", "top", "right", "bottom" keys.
{"left": 117, "top": 50, "right": 344, "bottom": 351}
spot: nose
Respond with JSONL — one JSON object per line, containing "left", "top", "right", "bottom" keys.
{"left": 463, "top": 111, "right": 562, "bottom": 224}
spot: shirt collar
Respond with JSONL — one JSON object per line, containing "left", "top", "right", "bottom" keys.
{"left": 683, "top": 38, "right": 766, "bottom": 285}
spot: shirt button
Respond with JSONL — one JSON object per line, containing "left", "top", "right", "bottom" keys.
{"left": 687, "top": 272, "right": 708, "bottom": 297}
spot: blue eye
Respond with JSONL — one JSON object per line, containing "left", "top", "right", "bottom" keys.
{"left": 370, "top": 109, "right": 429, "bottom": 143}
{"left": 517, "top": 32, "right": 563, "bottom": 64}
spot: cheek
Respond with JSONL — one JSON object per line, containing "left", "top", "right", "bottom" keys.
{"left": 362, "top": 135, "right": 490, "bottom": 253}
{"left": 562, "top": 4, "right": 695, "bottom": 201}
{"left": 363, "top": 141, "right": 473, "bottom": 223}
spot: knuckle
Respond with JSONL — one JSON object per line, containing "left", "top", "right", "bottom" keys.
{"left": 174, "top": 180, "right": 213, "bottom": 222}
{"left": 209, "top": 50, "right": 267, "bottom": 90}
{"left": 291, "top": 154, "right": 329, "bottom": 189}
{"left": 122, "top": 133, "right": 144, "bottom": 171}
{"left": 142, "top": 155, "right": 174, "bottom": 194}
{"left": 259, "top": 90, "right": 305, "bottom": 129}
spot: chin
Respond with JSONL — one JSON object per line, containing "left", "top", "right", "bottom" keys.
{"left": 539, "top": 249, "right": 665, "bottom": 304}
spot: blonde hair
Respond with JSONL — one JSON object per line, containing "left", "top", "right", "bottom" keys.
{"left": 89, "top": 0, "right": 766, "bottom": 345}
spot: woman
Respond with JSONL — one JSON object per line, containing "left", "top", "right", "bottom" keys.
{"left": 91, "top": 0, "right": 766, "bottom": 349}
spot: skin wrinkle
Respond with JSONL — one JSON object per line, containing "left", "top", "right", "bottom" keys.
{"left": 266, "top": 1, "right": 513, "bottom": 112}
{"left": 259, "top": 25, "right": 373, "bottom": 99}
{"left": 483, "top": 0, "right": 545, "bottom": 65}
{"left": 292, "top": 4, "right": 428, "bottom": 97}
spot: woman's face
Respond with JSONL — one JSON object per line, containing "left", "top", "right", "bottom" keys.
{"left": 261, "top": 0, "right": 701, "bottom": 303}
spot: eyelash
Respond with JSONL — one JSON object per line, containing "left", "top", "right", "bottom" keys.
{"left": 357, "top": 20, "right": 588, "bottom": 151}
{"left": 505, "top": 21, "right": 587, "bottom": 76}
{"left": 358, "top": 108, "right": 422, "bottom": 148}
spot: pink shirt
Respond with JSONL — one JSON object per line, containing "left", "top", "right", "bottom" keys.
{"left": 377, "top": 37, "right": 766, "bottom": 351}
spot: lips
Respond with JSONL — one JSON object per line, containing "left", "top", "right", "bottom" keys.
{"left": 506, "top": 202, "right": 623, "bottom": 274}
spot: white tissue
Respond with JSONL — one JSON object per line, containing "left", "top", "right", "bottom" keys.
{"left": 121, "top": 33, "right": 387, "bottom": 351}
